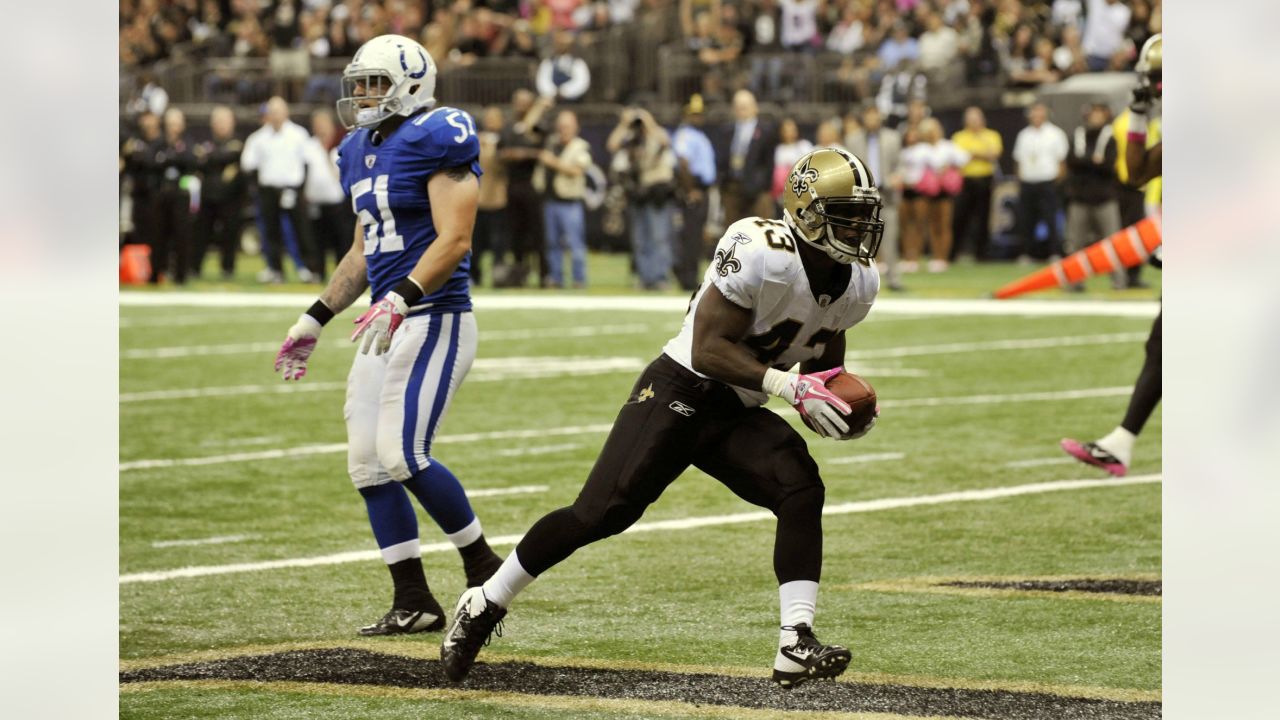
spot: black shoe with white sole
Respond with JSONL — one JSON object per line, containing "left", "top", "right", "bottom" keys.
{"left": 358, "top": 601, "right": 445, "bottom": 636}
{"left": 440, "top": 587, "right": 506, "bottom": 681}
{"left": 772, "top": 624, "right": 852, "bottom": 689}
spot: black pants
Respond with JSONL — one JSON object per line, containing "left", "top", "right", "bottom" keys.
{"left": 951, "top": 175, "right": 993, "bottom": 261}
{"left": 259, "top": 185, "right": 319, "bottom": 276}
{"left": 193, "top": 196, "right": 243, "bottom": 276}
{"left": 312, "top": 201, "right": 354, "bottom": 278}
{"left": 515, "top": 355, "right": 826, "bottom": 585}
{"left": 1118, "top": 184, "right": 1147, "bottom": 284}
{"left": 152, "top": 189, "right": 192, "bottom": 284}
{"left": 674, "top": 194, "right": 709, "bottom": 291}
{"left": 504, "top": 182, "right": 544, "bottom": 280}
{"left": 1122, "top": 311, "right": 1162, "bottom": 435}
{"left": 472, "top": 208, "right": 507, "bottom": 285}
{"left": 1016, "top": 180, "right": 1062, "bottom": 259}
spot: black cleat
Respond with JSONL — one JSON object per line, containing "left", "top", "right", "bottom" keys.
{"left": 358, "top": 601, "right": 445, "bottom": 637}
{"left": 771, "top": 624, "right": 852, "bottom": 689}
{"left": 440, "top": 587, "right": 506, "bottom": 681}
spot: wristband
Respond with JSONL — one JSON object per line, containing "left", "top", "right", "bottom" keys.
{"left": 393, "top": 276, "right": 426, "bottom": 305}
{"left": 306, "top": 299, "right": 335, "bottom": 326}
{"left": 762, "top": 368, "right": 791, "bottom": 397}
{"left": 1127, "top": 113, "right": 1148, "bottom": 144}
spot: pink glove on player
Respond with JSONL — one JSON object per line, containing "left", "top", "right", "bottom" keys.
{"left": 275, "top": 314, "right": 323, "bottom": 381}
{"left": 351, "top": 291, "right": 409, "bottom": 356}
{"left": 763, "top": 366, "right": 852, "bottom": 439}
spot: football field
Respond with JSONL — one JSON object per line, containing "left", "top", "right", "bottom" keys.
{"left": 119, "top": 285, "right": 1161, "bottom": 719}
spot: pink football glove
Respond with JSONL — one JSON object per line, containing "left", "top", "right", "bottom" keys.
{"left": 351, "top": 291, "right": 409, "bottom": 356}
{"left": 275, "top": 314, "right": 323, "bottom": 381}
{"left": 765, "top": 366, "right": 853, "bottom": 439}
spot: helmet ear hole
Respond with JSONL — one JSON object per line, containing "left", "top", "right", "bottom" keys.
{"left": 408, "top": 84, "right": 420, "bottom": 94}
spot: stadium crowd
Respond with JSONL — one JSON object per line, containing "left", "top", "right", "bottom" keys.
{"left": 120, "top": 0, "right": 1160, "bottom": 290}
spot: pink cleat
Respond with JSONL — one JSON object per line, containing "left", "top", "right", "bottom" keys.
{"left": 1060, "top": 438, "right": 1127, "bottom": 477}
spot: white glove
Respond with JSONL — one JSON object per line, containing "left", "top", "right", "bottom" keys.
{"left": 763, "top": 367, "right": 852, "bottom": 439}
{"left": 274, "top": 313, "right": 323, "bottom": 381}
{"left": 351, "top": 291, "right": 409, "bottom": 356}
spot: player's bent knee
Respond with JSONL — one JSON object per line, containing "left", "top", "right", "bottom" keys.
{"left": 775, "top": 483, "right": 825, "bottom": 520}
{"left": 375, "top": 435, "right": 414, "bottom": 482}
{"left": 571, "top": 501, "right": 645, "bottom": 542}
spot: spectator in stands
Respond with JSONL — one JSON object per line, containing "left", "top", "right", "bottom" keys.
{"left": 126, "top": 71, "right": 169, "bottom": 117}
{"left": 744, "top": 0, "right": 785, "bottom": 100}
{"left": 475, "top": 105, "right": 511, "bottom": 287}
{"left": 950, "top": 106, "right": 1003, "bottom": 262}
{"left": 537, "top": 110, "right": 594, "bottom": 288}
{"left": 1001, "top": 22, "right": 1037, "bottom": 85}
{"left": 671, "top": 94, "right": 717, "bottom": 291}
{"left": 915, "top": 117, "right": 969, "bottom": 272}
{"left": 1012, "top": 101, "right": 1069, "bottom": 263}
{"left": 1051, "top": 0, "right": 1085, "bottom": 30}
{"left": 814, "top": 119, "right": 844, "bottom": 150}
{"left": 1063, "top": 101, "right": 1121, "bottom": 290}
{"left": 498, "top": 90, "right": 551, "bottom": 287}
{"left": 536, "top": 30, "right": 592, "bottom": 102}
{"left": 1009, "top": 36, "right": 1062, "bottom": 86}
{"left": 681, "top": 0, "right": 723, "bottom": 37}
{"left": 918, "top": 10, "right": 960, "bottom": 77}
{"left": 959, "top": 1, "right": 1002, "bottom": 84}
{"left": 268, "top": 0, "right": 310, "bottom": 99}
{"left": 719, "top": 89, "right": 777, "bottom": 224}
{"left": 1082, "top": 0, "right": 1131, "bottom": 71}
{"left": 778, "top": 0, "right": 821, "bottom": 100}
{"left": 1053, "top": 23, "right": 1088, "bottom": 78}
{"left": 505, "top": 19, "right": 540, "bottom": 59}
{"left": 241, "top": 96, "right": 319, "bottom": 283}
{"left": 691, "top": 10, "right": 743, "bottom": 102}
{"left": 877, "top": 22, "right": 920, "bottom": 73}
{"left": 846, "top": 104, "right": 906, "bottom": 291}
{"left": 304, "top": 109, "right": 349, "bottom": 278}
{"left": 770, "top": 118, "right": 814, "bottom": 209}
{"left": 1124, "top": 0, "right": 1157, "bottom": 65}
{"left": 879, "top": 71, "right": 928, "bottom": 130}
{"left": 609, "top": 108, "right": 679, "bottom": 290}
{"left": 193, "top": 106, "right": 246, "bottom": 281}
{"left": 827, "top": 2, "right": 869, "bottom": 56}
{"left": 546, "top": 0, "right": 586, "bottom": 30}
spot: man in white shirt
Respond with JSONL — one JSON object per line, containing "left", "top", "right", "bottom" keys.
{"left": 241, "top": 96, "right": 319, "bottom": 282}
{"left": 1082, "top": 0, "right": 1131, "bottom": 71}
{"left": 1012, "top": 102, "right": 1069, "bottom": 263}
{"left": 304, "top": 109, "right": 351, "bottom": 279}
{"left": 535, "top": 30, "right": 591, "bottom": 103}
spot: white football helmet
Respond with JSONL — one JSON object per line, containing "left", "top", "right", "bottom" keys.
{"left": 336, "top": 35, "right": 438, "bottom": 129}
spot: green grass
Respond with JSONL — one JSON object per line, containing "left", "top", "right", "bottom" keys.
{"left": 119, "top": 270, "right": 1161, "bottom": 718}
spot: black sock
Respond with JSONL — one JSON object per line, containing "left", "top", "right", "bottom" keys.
{"left": 460, "top": 535, "right": 500, "bottom": 584}
{"left": 388, "top": 558, "right": 431, "bottom": 610}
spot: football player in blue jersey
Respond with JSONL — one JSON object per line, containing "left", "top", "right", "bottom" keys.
{"left": 273, "top": 34, "right": 503, "bottom": 636}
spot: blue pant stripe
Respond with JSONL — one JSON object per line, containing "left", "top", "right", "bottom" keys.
{"left": 401, "top": 313, "right": 443, "bottom": 476}
{"left": 422, "top": 312, "right": 461, "bottom": 460}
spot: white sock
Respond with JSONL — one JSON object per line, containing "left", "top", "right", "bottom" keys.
{"left": 776, "top": 580, "right": 819, "bottom": 658}
{"left": 481, "top": 550, "right": 536, "bottom": 608}
{"left": 445, "top": 517, "right": 483, "bottom": 548}
{"left": 1096, "top": 426, "right": 1136, "bottom": 466}
{"left": 379, "top": 538, "right": 420, "bottom": 565}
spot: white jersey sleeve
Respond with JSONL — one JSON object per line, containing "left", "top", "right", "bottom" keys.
{"left": 709, "top": 219, "right": 776, "bottom": 309}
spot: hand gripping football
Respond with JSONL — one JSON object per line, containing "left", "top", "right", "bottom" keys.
{"left": 805, "top": 371, "right": 876, "bottom": 435}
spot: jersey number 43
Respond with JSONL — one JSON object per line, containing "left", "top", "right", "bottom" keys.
{"left": 351, "top": 174, "right": 404, "bottom": 254}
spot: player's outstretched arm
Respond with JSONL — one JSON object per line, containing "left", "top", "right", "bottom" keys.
{"left": 691, "top": 285, "right": 851, "bottom": 439}
{"left": 275, "top": 226, "right": 369, "bottom": 380}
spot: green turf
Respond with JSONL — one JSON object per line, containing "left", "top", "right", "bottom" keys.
{"left": 119, "top": 273, "right": 1162, "bottom": 717}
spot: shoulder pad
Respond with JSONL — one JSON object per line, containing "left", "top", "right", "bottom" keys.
{"left": 403, "top": 107, "right": 480, "bottom": 168}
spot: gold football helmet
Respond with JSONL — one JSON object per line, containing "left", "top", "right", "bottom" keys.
{"left": 1136, "top": 33, "right": 1161, "bottom": 99}
{"left": 781, "top": 147, "right": 884, "bottom": 264}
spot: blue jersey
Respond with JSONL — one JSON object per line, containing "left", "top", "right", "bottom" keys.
{"left": 337, "top": 106, "right": 483, "bottom": 313}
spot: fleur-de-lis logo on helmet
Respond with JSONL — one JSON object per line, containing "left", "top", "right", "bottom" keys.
{"left": 789, "top": 157, "right": 820, "bottom": 197}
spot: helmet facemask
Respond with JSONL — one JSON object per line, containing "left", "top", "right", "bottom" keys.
{"left": 792, "top": 192, "right": 885, "bottom": 264}
{"left": 337, "top": 71, "right": 402, "bottom": 129}
{"left": 336, "top": 36, "right": 438, "bottom": 130}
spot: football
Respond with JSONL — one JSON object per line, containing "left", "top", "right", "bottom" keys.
{"left": 822, "top": 371, "right": 877, "bottom": 433}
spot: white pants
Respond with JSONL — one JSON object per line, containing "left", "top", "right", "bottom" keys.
{"left": 345, "top": 311, "right": 478, "bottom": 488}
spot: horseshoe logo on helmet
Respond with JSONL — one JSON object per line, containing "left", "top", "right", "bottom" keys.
{"left": 399, "top": 45, "right": 429, "bottom": 79}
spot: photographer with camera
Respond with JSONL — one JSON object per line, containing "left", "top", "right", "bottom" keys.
{"left": 607, "top": 107, "right": 679, "bottom": 291}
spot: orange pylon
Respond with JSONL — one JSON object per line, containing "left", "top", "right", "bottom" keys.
{"left": 993, "top": 215, "right": 1162, "bottom": 299}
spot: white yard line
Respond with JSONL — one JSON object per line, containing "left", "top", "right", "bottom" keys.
{"left": 150, "top": 534, "right": 258, "bottom": 548}
{"left": 495, "top": 443, "right": 582, "bottom": 457}
{"left": 845, "top": 332, "right": 1146, "bottom": 360}
{"left": 465, "top": 485, "right": 548, "bottom": 498}
{"left": 1005, "top": 457, "right": 1080, "bottom": 469}
{"left": 121, "top": 291, "right": 1161, "bottom": 318}
{"left": 119, "top": 387, "right": 1131, "bottom": 472}
{"left": 119, "top": 474, "right": 1161, "bottom": 583}
{"left": 826, "top": 452, "right": 906, "bottom": 465}
{"left": 121, "top": 358, "right": 645, "bottom": 402}
{"left": 120, "top": 424, "right": 616, "bottom": 472}
{"left": 120, "top": 312, "right": 299, "bottom": 328}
